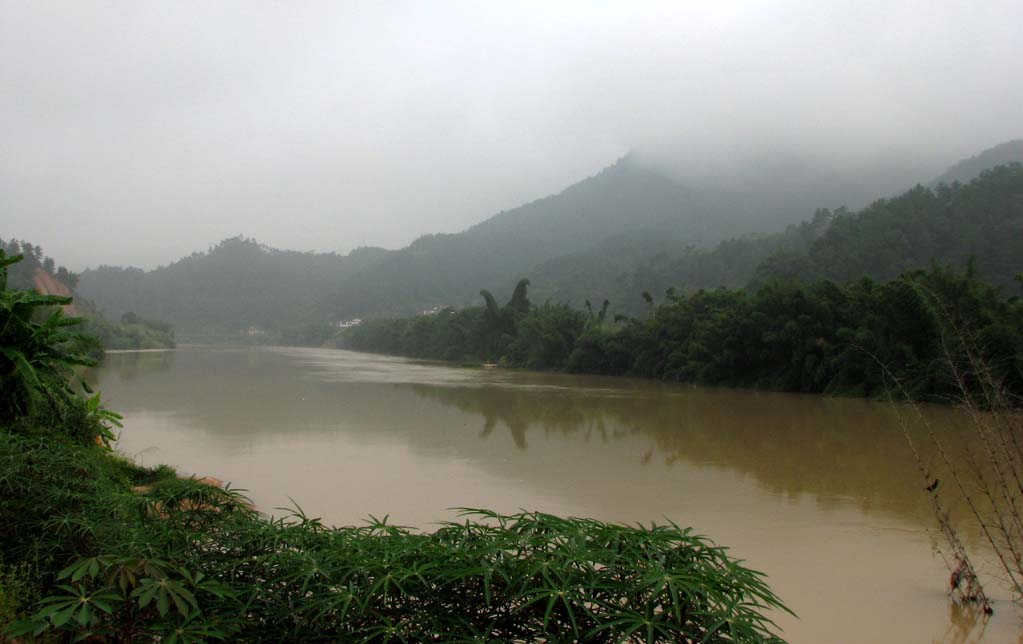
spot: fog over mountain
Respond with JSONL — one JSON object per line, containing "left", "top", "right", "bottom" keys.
{"left": 2, "top": 1, "right": 1022, "bottom": 270}
{"left": 74, "top": 142, "right": 1022, "bottom": 336}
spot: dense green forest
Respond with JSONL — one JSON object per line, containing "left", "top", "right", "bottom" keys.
{"left": 0, "top": 238, "right": 174, "bottom": 351}
{"left": 522, "top": 162, "right": 1023, "bottom": 315}
{"left": 0, "top": 251, "right": 788, "bottom": 642}
{"left": 342, "top": 264, "right": 1023, "bottom": 402}
{"left": 79, "top": 237, "right": 388, "bottom": 340}
{"left": 753, "top": 164, "right": 1023, "bottom": 290}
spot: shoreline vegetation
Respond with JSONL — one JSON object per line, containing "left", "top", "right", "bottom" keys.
{"left": 339, "top": 265, "right": 1023, "bottom": 405}
{"left": 0, "top": 256, "right": 793, "bottom": 640}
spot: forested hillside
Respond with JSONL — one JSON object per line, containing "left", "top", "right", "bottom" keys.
{"left": 929, "top": 139, "right": 1023, "bottom": 187}
{"left": 316, "top": 158, "right": 715, "bottom": 320}
{"left": 515, "top": 213, "right": 828, "bottom": 315}
{"left": 76, "top": 155, "right": 896, "bottom": 331}
{"left": 78, "top": 237, "right": 389, "bottom": 338}
{"left": 521, "top": 163, "right": 1023, "bottom": 315}
{"left": 76, "top": 143, "right": 1021, "bottom": 335}
{"left": 318, "top": 154, "right": 914, "bottom": 320}
{"left": 753, "top": 164, "right": 1023, "bottom": 289}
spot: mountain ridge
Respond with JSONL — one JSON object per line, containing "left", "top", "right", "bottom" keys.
{"left": 929, "top": 139, "right": 1023, "bottom": 187}
{"left": 75, "top": 139, "right": 1023, "bottom": 334}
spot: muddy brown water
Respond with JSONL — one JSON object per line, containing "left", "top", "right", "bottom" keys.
{"left": 90, "top": 345, "right": 1023, "bottom": 643}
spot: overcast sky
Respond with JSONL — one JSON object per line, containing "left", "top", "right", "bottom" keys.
{"left": 2, "top": 1, "right": 1021, "bottom": 270}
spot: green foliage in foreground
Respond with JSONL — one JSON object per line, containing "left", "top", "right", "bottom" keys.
{"left": 342, "top": 265, "right": 1023, "bottom": 402}
{"left": 0, "top": 428, "right": 789, "bottom": 643}
{"left": 1, "top": 238, "right": 176, "bottom": 352}
{"left": 0, "top": 251, "right": 100, "bottom": 426}
{"left": 1, "top": 247, "right": 789, "bottom": 642}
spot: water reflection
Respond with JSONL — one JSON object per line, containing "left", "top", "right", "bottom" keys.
{"left": 408, "top": 382, "right": 930, "bottom": 513}
{"left": 938, "top": 603, "right": 992, "bottom": 644}
{"left": 92, "top": 347, "right": 986, "bottom": 529}
{"left": 91, "top": 349, "right": 176, "bottom": 381}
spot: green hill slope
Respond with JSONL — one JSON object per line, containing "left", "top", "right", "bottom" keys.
{"left": 929, "top": 139, "right": 1023, "bottom": 187}
{"left": 75, "top": 142, "right": 1022, "bottom": 333}
{"left": 319, "top": 153, "right": 913, "bottom": 320}
{"left": 754, "top": 164, "right": 1023, "bottom": 289}
{"left": 78, "top": 237, "right": 389, "bottom": 336}
{"left": 515, "top": 147, "right": 1023, "bottom": 315}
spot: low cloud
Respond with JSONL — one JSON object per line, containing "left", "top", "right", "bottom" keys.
{"left": 2, "top": 1, "right": 1020, "bottom": 269}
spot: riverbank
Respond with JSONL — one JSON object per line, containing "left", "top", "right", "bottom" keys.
{"left": 340, "top": 267, "right": 1023, "bottom": 404}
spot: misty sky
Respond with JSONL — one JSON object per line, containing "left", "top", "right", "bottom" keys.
{"left": 2, "top": 1, "right": 1022, "bottom": 270}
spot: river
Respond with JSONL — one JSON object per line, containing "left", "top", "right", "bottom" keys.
{"left": 91, "top": 345, "right": 1022, "bottom": 643}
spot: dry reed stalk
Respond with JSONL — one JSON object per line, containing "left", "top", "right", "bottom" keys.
{"left": 917, "top": 283, "right": 1023, "bottom": 599}
{"left": 881, "top": 378, "right": 994, "bottom": 614}
{"left": 866, "top": 277, "right": 1023, "bottom": 619}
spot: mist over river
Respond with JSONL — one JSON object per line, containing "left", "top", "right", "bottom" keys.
{"left": 90, "top": 346, "right": 1021, "bottom": 643}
